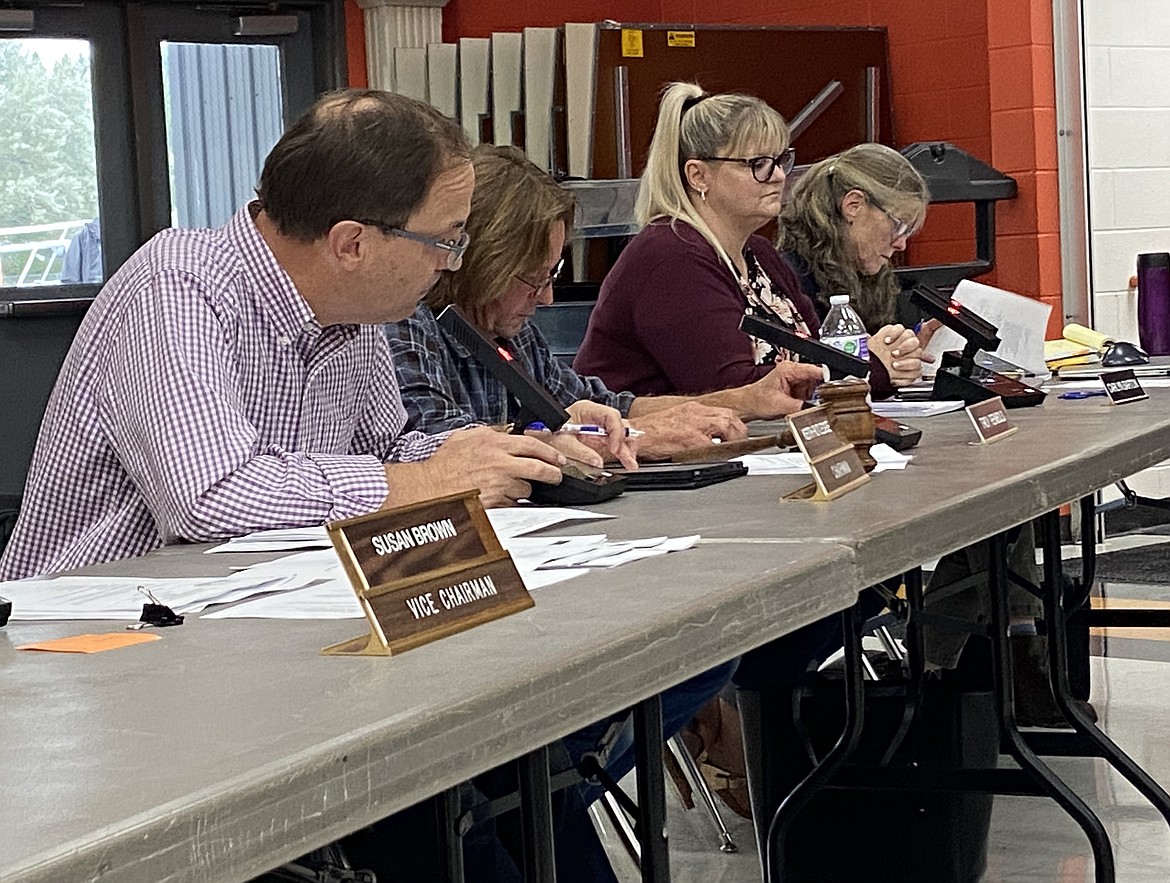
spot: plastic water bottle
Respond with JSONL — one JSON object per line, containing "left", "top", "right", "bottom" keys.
{"left": 820, "top": 294, "right": 869, "bottom": 360}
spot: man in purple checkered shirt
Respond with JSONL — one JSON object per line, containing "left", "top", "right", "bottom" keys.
{"left": 0, "top": 90, "right": 568, "bottom": 582}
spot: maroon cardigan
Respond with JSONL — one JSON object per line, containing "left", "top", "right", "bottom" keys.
{"left": 574, "top": 220, "right": 892, "bottom": 398}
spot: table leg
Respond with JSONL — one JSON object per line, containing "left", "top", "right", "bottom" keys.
{"left": 634, "top": 693, "right": 670, "bottom": 883}
{"left": 518, "top": 745, "right": 557, "bottom": 883}
{"left": 1036, "top": 510, "right": 1170, "bottom": 830}
{"left": 987, "top": 530, "right": 1115, "bottom": 882}
{"left": 766, "top": 598, "right": 866, "bottom": 883}
{"left": 440, "top": 785, "right": 465, "bottom": 883}
{"left": 879, "top": 568, "right": 924, "bottom": 765}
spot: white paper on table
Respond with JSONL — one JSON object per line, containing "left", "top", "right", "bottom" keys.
{"left": 232, "top": 548, "right": 342, "bottom": 578}
{"left": 734, "top": 453, "right": 812, "bottom": 475}
{"left": 1, "top": 573, "right": 299, "bottom": 621}
{"left": 204, "top": 550, "right": 592, "bottom": 616}
{"left": 502, "top": 535, "right": 609, "bottom": 570}
{"left": 538, "top": 535, "right": 699, "bottom": 569}
{"left": 485, "top": 506, "right": 614, "bottom": 541}
{"left": 871, "top": 400, "right": 966, "bottom": 418}
{"left": 206, "top": 508, "right": 613, "bottom": 557}
{"left": 1046, "top": 377, "right": 1170, "bottom": 391}
{"left": 870, "top": 443, "right": 912, "bottom": 472}
{"left": 656, "top": 535, "right": 700, "bottom": 552}
{"left": 579, "top": 535, "right": 700, "bottom": 568}
{"left": 206, "top": 526, "right": 331, "bottom": 554}
{"left": 203, "top": 529, "right": 621, "bottom": 618}
{"left": 202, "top": 577, "right": 363, "bottom": 619}
{"left": 538, "top": 537, "right": 664, "bottom": 568}
{"left": 738, "top": 448, "right": 907, "bottom": 476}
{"left": 520, "top": 569, "right": 587, "bottom": 591}
{"left": 584, "top": 548, "right": 671, "bottom": 568}
{"left": 922, "top": 279, "right": 1051, "bottom": 377}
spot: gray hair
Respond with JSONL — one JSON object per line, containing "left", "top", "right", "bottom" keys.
{"left": 778, "top": 142, "right": 929, "bottom": 329}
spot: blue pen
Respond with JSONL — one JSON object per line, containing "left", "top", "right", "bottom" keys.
{"left": 1058, "top": 390, "right": 1108, "bottom": 399}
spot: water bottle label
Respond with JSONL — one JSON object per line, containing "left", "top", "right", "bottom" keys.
{"left": 825, "top": 334, "right": 868, "bottom": 359}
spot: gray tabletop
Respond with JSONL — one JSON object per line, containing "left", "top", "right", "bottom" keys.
{"left": 596, "top": 394, "right": 1170, "bottom": 583}
{"left": 3, "top": 390, "right": 1170, "bottom": 883}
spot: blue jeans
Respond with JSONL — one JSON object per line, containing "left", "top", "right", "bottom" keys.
{"left": 479, "top": 659, "right": 738, "bottom": 883}
{"left": 562, "top": 658, "right": 739, "bottom": 808}
{"left": 338, "top": 660, "right": 737, "bottom": 883}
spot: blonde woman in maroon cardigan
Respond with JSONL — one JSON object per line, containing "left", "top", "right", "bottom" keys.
{"left": 575, "top": 82, "right": 928, "bottom": 398}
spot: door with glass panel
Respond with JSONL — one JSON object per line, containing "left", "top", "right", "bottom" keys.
{"left": 0, "top": 4, "right": 134, "bottom": 291}
{"left": 127, "top": 3, "right": 319, "bottom": 236}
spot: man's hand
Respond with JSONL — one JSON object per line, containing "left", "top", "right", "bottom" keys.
{"left": 534, "top": 429, "right": 642, "bottom": 470}
{"left": 740, "top": 360, "right": 824, "bottom": 420}
{"left": 565, "top": 400, "right": 638, "bottom": 467}
{"left": 385, "top": 427, "right": 565, "bottom": 508}
{"left": 868, "top": 324, "right": 931, "bottom": 387}
{"left": 629, "top": 402, "right": 747, "bottom": 460}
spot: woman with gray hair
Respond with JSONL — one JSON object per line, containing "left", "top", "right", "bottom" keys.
{"left": 778, "top": 142, "right": 934, "bottom": 334}
{"left": 575, "top": 82, "right": 928, "bottom": 397}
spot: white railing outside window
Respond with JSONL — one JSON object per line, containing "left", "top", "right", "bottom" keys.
{"left": 0, "top": 220, "right": 87, "bottom": 287}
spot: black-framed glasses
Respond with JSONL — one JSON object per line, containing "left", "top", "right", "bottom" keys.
{"left": 697, "top": 148, "right": 796, "bottom": 183}
{"left": 513, "top": 256, "right": 565, "bottom": 297}
{"left": 355, "top": 220, "right": 471, "bottom": 271}
{"left": 866, "top": 197, "right": 915, "bottom": 241}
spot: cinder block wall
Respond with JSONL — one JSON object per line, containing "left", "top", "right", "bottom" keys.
{"left": 1084, "top": 0, "right": 1170, "bottom": 342}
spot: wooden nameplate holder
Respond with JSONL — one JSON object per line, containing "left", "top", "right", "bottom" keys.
{"left": 783, "top": 406, "right": 870, "bottom": 502}
{"left": 965, "top": 396, "right": 1018, "bottom": 444}
{"left": 322, "top": 491, "right": 532, "bottom": 656}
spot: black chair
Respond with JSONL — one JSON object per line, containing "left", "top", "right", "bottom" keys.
{"left": 529, "top": 301, "right": 597, "bottom": 365}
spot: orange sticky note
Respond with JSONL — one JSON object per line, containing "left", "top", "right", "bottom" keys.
{"left": 17, "top": 632, "right": 162, "bottom": 654}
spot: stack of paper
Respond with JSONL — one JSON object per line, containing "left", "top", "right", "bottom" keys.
{"left": 1046, "top": 323, "right": 1106, "bottom": 370}
{"left": 5, "top": 510, "right": 694, "bottom": 622}
{"left": 872, "top": 400, "right": 965, "bottom": 419}
{"left": 735, "top": 444, "right": 910, "bottom": 475}
{"left": 0, "top": 573, "right": 299, "bottom": 621}
{"left": 207, "top": 526, "right": 331, "bottom": 554}
{"left": 204, "top": 533, "right": 699, "bottom": 618}
{"left": 204, "top": 507, "right": 616, "bottom": 554}
{"left": 923, "top": 279, "right": 1051, "bottom": 377}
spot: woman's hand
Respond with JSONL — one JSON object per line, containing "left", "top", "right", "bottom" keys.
{"left": 868, "top": 324, "right": 931, "bottom": 387}
{"left": 916, "top": 318, "right": 943, "bottom": 350}
{"left": 740, "top": 360, "right": 825, "bottom": 420}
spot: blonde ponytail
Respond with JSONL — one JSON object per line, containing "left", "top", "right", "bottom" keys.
{"left": 636, "top": 82, "right": 789, "bottom": 275}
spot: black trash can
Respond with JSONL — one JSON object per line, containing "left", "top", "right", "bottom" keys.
{"left": 739, "top": 657, "right": 997, "bottom": 883}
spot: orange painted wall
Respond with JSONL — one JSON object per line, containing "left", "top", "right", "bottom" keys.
{"left": 345, "top": 0, "right": 367, "bottom": 88}
{"left": 987, "top": 0, "right": 1062, "bottom": 335}
{"left": 428, "top": 0, "right": 1061, "bottom": 323}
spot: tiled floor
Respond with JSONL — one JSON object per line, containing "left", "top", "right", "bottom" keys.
{"left": 603, "top": 537, "right": 1170, "bottom": 882}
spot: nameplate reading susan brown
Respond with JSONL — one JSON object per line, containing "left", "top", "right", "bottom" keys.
{"left": 323, "top": 491, "right": 531, "bottom": 656}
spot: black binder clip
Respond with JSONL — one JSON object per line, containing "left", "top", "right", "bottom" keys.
{"left": 127, "top": 587, "right": 184, "bottom": 630}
